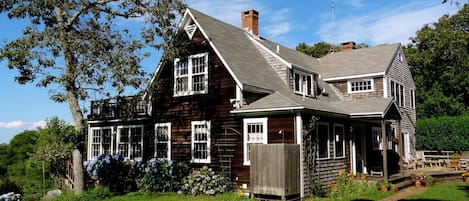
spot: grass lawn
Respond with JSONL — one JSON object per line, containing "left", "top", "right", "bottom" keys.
{"left": 402, "top": 181, "right": 469, "bottom": 201}
{"left": 105, "top": 192, "right": 251, "bottom": 201}
{"left": 304, "top": 188, "right": 394, "bottom": 201}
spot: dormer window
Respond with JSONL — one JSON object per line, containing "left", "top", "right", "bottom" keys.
{"left": 348, "top": 79, "right": 374, "bottom": 93}
{"left": 293, "top": 70, "right": 317, "bottom": 97}
{"left": 174, "top": 52, "right": 209, "bottom": 96}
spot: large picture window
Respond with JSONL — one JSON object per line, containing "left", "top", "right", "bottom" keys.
{"left": 243, "top": 118, "right": 268, "bottom": 165}
{"left": 317, "top": 122, "right": 330, "bottom": 159}
{"left": 191, "top": 121, "right": 211, "bottom": 163}
{"left": 174, "top": 53, "right": 208, "bottom": 96}
{"left": 117, "top": 125, "right": 143, "bottom": 161}
{"left": 155, "top": 123, "right": 171, "bottom": 160}
{"left": 333, "top": 124, "right": 345, "bottom": 158}
{"left": 89, "top": 127, "right": 113, "bottom": 158}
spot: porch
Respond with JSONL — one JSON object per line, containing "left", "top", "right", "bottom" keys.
{"left": 88, "top": 96, "right": 148, "bottom": 120}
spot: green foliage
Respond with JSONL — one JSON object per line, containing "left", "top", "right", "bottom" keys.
{"left": 415, "top": 114, "right": 469, "bottom": 151}
{"left": 50, "top": 187, "right": 112, "bottom": 201}
{"left": 181, "top": 166, "right": 230, "bottom": 196}
{"left": 295, "top": 41, "right": 370, "bottom": 58}
{"left": 404, "top": 3, "right": 469, "bottom": 118}
{"left": 325, "top": 169, "right": 376, "bottom": 199}
{"left": 0, "top": 178, "right": 21, "bottom": 195}
{"left": 136, "top": 159, "right": 190, "bottom": 192}
{"left": 104, "top": 192, "right": 249, "bottom": 201}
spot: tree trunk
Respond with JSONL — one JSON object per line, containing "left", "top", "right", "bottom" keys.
{"left": 54, "top": 4, "right": 85, "bottom": 194}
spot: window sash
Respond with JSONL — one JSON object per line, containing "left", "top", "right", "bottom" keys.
{"left": 117, "top": 125, "right": 143, "bottom": 161}
{"left": 191, "top": 121, "right": 210, "bottom": 163}
{"left": 333, "top": 124, "right": 345, "bottom": 158}
{"left": 174, "top": 53, "right": 208, "bottom": 96}
{"left": 155, "top": 123, "right": 171, "bottom": 160}
{"left": 348, "top": 79, "right": 373, "bottom": 93}
{"left": 372, "top": 127, "right": 382, "bottom": 150}
{"left": 293, "top": 71, "right": 315, "bottom": 97}
{"left": 390, "top": 80, "right": 405, "bottom": 107}
{"left": 243, "top": 118, "right": 268, "bottom": 166}
{"left": 90, "top": 127, "right": 113, "bottom": 158}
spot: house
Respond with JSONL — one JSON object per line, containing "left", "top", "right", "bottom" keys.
{"left": 86, "top": 8, "right": 416, "bottom": 197}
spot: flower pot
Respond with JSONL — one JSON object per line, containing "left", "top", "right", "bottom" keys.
{"left": 464, "top": 177, "right": 469, "bottom": 182}
{"left": 380, "top": 186, "right": 388, "bottom": 192}
{"left": 415, "top": 180, "right": 422, "bottom": 188}
{"left": 425, "top": 182, "right": 432, "bottom": 187}
{"left": 390, "top": 186, "right": 398, "bottom": 192}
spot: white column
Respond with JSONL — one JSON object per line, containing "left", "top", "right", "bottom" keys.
{"left": 295, "top": 114, "right": 304, "bottom": 198}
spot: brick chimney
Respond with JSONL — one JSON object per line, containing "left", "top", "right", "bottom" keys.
{"left": 340, "top": 41, "right": 356, "bottom": 52}
{"left": 241, "top": 10, "right": 259, "bottom": 36}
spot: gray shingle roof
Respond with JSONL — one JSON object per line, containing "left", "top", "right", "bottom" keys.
{"left": 319, "top": 43, "right": 400, "bottom": 79}
{"left": 186, "top": 8, "right": 400, "bottom": 118}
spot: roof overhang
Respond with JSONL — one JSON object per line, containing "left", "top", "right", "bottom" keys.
{"left": 322, "top": 72, "right": 385, "bottom": 81}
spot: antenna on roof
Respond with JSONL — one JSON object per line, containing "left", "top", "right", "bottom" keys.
{"left": 329, "top": 0, "right": 336, "bottom": 53}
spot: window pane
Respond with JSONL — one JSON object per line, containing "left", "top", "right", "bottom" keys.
{"left": 307, "top": 76, "right": 312, "bottom": 95}
{"left": 294, "top": 73, "right": 300, "bottom": 92}
{"left": 334, "top": 125, "right": 344, "bottom": 157}
{"left": 192, "top": 75, "right": 205, "bottom": 92}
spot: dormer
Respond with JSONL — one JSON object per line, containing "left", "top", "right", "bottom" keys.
{"left": 292, "top": 67, "right": 318, "bottom": 98}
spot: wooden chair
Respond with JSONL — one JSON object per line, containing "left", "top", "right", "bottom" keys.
{"left": 450, "top": 154, "right": 461, "bottom": 170}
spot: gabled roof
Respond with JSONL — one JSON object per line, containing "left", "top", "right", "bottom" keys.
{"left": 319, "top": 43, "right": 400, "bottom": 80}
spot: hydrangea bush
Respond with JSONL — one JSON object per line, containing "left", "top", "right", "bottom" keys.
{"left": 84, "top": 154, "right": 136, "bottom": 193}
{"left": 180, "top": 166, "right": 230, "bottom": 195}
{"left": 0, "top": 192, "right": 21, "bottom": 201}
{"left": 135, "top": 158, "right": 190, "bottom": 192}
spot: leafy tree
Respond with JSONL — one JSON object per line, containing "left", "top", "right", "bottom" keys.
{"left": 404, "top": 3, "right": 468, "bottom": 118}
{"left": 296, "top": 41, "right": 369, "bottom": 58}
{"left": 0, "top": 0, "right": 185, "bottom": 192}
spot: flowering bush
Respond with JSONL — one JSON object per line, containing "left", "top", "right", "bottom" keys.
{"left": 180, "top": 166, "right": 230, "bottom": 195}
{"left": 135, "top": 159, "right": 190, "bottom": 192}
{"left": 84, "top": 154, "right": 136, "bottom": 192}
{"left": 0, "top": 192, "right": 21, "bottom": 201}
{"left": 326, "top": 169, "right": 374, "bottom": 198}
{"left": 410, "top": 172, "right": 426, "bottom": 184}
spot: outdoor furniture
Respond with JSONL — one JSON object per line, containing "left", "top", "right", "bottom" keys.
{"left": 450, "top": 154, "right": 461, "bottom": 170}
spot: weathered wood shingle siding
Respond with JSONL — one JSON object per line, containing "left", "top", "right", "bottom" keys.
{"left": 150, "top": 30, "right": 242, "bottom": 168}
{"left": 385, "top": 48, "right": 417, "bottom": 152}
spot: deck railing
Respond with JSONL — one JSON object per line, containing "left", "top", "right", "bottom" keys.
{"left": 89, "top": 96, "right": 148, "bottom": 120}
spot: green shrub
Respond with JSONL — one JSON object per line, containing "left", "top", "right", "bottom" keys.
{"left": 50, "top": 187, "right": 112, "bottom": 201}
{"left": 180, "top": 166, "right": 230, "bottom": 196}
{"left": 0, "top": 178, "right": 21, "bottom": 195}
{"left": 326, "top": 169, "right": 375, "bottom": 198}
{"left": 416, "top": 114, "right": 469, "bottom": 151}
{"left": 135, "top": 159, "right": 190, "bottom": 192}
{"left": 85, "top": 154, "right": 136, "bottom": 193}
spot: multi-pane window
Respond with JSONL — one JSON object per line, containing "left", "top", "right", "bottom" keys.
{"left": 372, "top": 127, "right": 382, "bottom": 150}
{"left": 117, "top": 125, "right": 143, "bottom": 161}
{"left": 191, "top": 121, "right": 211, "bottom": 163}
{"left": 89, "top": 127, "right": 113, "bottom": 158}
{"left": 294, "top": 70, "right": 316, "bottom": 97}
{"left": 317, "top": 122, "right": 330, "bottom": 159}
{"left": 333, "top": 124, "right": 345, "bottom": 158}
{"left": 348, "top": 79, "right": 373, "bottom": 93}
{"left": 174, "top": 53, "right": 208, "bottom": 96}
{"left": 155, "top": 123, "right": 171, "bottom": 160}
{"left": 243, "top": 118, "right": 268, "bottom": 165}
{"left": 390, "top": 80, "right": 405, "bottom": 107}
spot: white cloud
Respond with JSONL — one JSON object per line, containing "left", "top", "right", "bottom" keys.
{"left": 0, "top": 120, "right": 25, "bottom": 129}
{"left": 265, "top": 22, "right": 291, "bottom": 37}
{"left": 0, "top": 120, "right": 46, "bottom": 129}
{"left": 318, "top": 2, "right": 459, "bottom": 45}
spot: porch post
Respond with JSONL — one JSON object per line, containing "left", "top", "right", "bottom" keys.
{"left": 295, "top": 113, "right": 304, "bottom": 197}
{"left": 381, "top": 120, "right": 388, "bottom": 182}
{"left": 398, "top": 120, "right": 404, "bottom": 176}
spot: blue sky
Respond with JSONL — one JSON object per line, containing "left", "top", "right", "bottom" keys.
{"left": 0, "top": 0, "right": 462, "bottom": 144}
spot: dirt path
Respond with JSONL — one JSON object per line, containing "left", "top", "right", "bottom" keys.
{"left": 379, "top": 186, "right": 427, "bottom": 201}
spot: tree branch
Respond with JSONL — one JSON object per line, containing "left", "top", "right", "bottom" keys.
{"left": 66, "top": 0, "right": 114, "bottom": 28}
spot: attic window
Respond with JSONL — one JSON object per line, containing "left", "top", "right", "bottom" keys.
{"left": 184, "top": 24, "right": 197, "bottom": 39}
{"left": 293, "top": 70, "right": 317, "bottom": 97}
{"left": 347, "top": 79, "right": 374, "bottom": 93}
{"left": 174, "top": 52, "right": 209, "bottom": 96}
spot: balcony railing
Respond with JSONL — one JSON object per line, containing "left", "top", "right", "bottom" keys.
{"left": 88, "top": 96, "right": 148, "bottom": 120}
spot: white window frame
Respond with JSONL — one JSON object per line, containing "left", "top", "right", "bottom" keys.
{"left": 88, "top": 127, "right": 113, "bottom": 159}
{"left": 155, "top": 123, "right": 171, "bottom": 160}
{"left": 117, "top": 125, "right": 144, "bottom": 161}
{"left": 333, "top": 124, "right": 345, "bottom": 158}
{"left": 390, "top": 79, "right": 405, "bottom": 107}
{"left": 174, "top": 52, "right": 209, "bottom": 97}
{"left": 410, "top": 88, "right": 415, "bottom": 109}
{"left": 347, "top": 78, "right": 374, "bottom": 93}
{"left": 372, "top": 127, "right": 382, "bottom": 150}
{"left": 191, "top": 120, "right": 211, "bottom": 163}
{"left": 293, "top": 69, "right": 316, "bottom": 97}
{"left": 317, "top": 122, "right": 330, "bottom": 159}
{"left": 243, "top": 117, "right": 268, "bottom": 166}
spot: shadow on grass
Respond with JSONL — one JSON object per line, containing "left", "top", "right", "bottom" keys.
{"left": 456, "top": 184, "right": 469, "bottom": 199}
{"left": 398, "top": 199, "right": 446, "bottom": 201}
{"left": 351, "top": 199, "right": 373, "bottom": 201}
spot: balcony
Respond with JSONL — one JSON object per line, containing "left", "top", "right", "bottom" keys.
{"left": 88, "top": 96, "right": 148, "bottom": 120}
